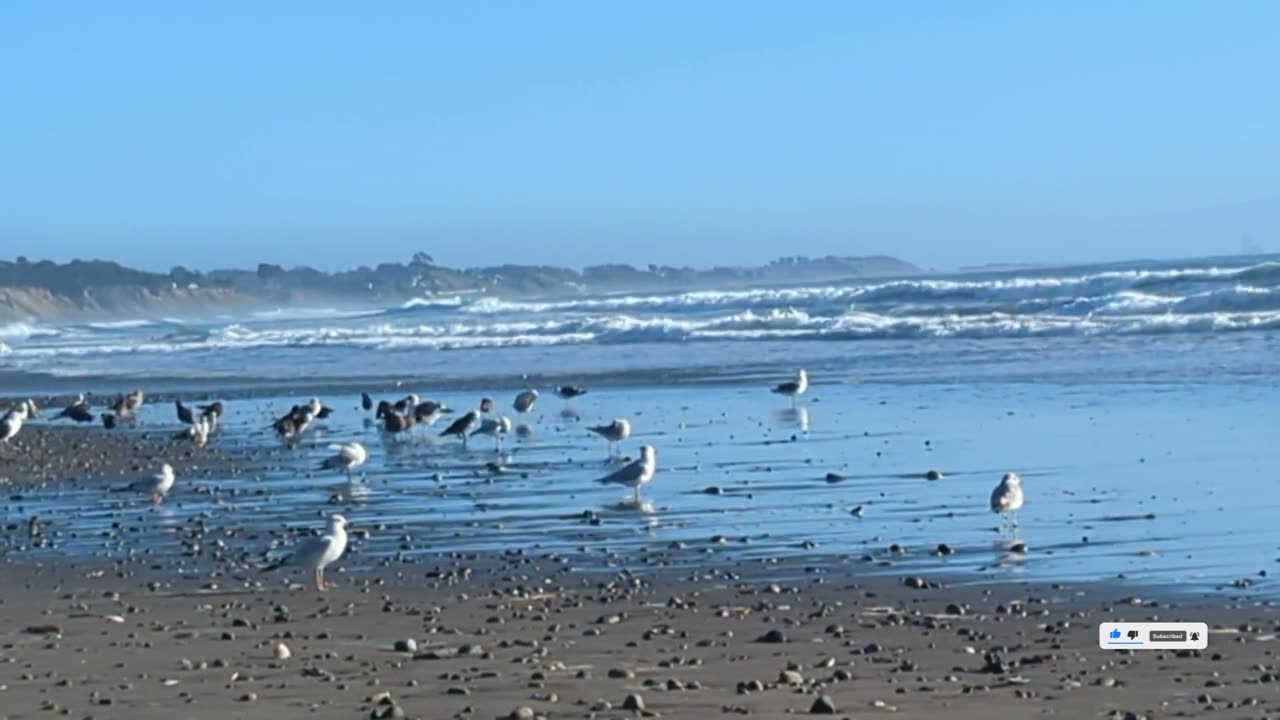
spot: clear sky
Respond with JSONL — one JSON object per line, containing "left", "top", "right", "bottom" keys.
{"left": 1, "top": 1, "right": 1276, "bottom": 272}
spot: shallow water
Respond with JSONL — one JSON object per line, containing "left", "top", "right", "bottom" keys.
{"left": 4, "top": 378, "right": 1277, "bottom": 594}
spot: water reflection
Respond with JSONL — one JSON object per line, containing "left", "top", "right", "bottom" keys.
{"left": 776, "top": 406, "right": 809, "bottom": 433}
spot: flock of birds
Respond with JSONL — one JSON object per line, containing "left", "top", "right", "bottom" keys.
{"left": 0, "top": 366, "right": 1026, "bottom": 592}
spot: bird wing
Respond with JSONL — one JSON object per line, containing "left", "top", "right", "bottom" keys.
{"left": 597, "top": 459, "right": 643, "bottom": 486}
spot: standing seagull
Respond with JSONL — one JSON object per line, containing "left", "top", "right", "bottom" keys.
{"left": 441, "top": 409, "right": 481, "bottom": 448}
{"left": 265, "top": 514, "right": 349, "bottom": 592}
{"left": 513, "top": 389, "right": 539, "bottom": 415}
{"left": 471, "top": 415, "right": 512, "bottom": 451}
{"left": 597, "top": 444, "right": 658, "bottom": 502}
{"left": 319, "top": 442, "right": 368, "bottom": 481}
{"left": 0, "top": 402, "right": 32, "bottom": 447}
{"left": 588, "top": 418, "right": 632, "bottom": 458}
{"left": 990, "top": 472, "right": 1025, "bottom": 530}
{"left": 771, "top": 369, "right": 809, "bottom": 408}
{"left": 129, "top": 464, "right": 176, "bottom": 504}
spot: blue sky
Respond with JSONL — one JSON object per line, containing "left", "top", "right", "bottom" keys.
{"left": 0, "top": 1, "right": 1276, "bottom": 272}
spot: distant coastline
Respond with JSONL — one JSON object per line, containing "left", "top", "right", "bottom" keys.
{"left": 0, "top": 254, "right": 920, "bottom": 323}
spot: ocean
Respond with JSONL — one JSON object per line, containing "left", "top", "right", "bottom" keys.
{"left": 1, "top": 255, "right": 1278, "bottom": 593}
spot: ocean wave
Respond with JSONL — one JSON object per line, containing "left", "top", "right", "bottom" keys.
{"left": 7, "top": 307, "right": 1280, "bottom": 359}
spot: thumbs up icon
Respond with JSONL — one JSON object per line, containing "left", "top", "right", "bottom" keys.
{"left": 1109, "top": 628, "right": 1122, "bottom": 639}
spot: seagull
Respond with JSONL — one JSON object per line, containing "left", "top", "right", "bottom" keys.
{"left": 123, "top": 389, "right": 144, "bottom": 413}
{"left": 129, "top": 464, "right": 176, "bottom": 504}
{"left": 597, "top": 444, "right": 657, "bottom": 502}
{"left": 471, "top": 415, "right": 512, "bottom": 451}
{"left": 175, "top": 399, "right": 196, "bottom": 425}
{"left": 479, "top": 397, "right": 495, "bottom": 415}
{"left": 361, "top": 392, "right": 374, "bottom": 412}
{"left": 990, "top": 472, "right": 1025, "bottom": 530}
{"left": 174, "top": 417, "right": 211, "bottom": 447}
{"left": 274, "top": 399, "right": 325, "bottom": 439}
{"left": 441, "top": 409, "right": 482, "bottom": 449}
{"left": 265, "top": 514, "right": 349, "bottom": 592}
{"left": 0, "top": 401, "right": 32, "bottom": 447}
{"left": 771, "top": 369, "right": 809, "bottom": 408}
{"left": 513, "top": 389, "right": 539, "bottom": 414}
{"left": 319, "top": 442, "right": 368, "bottom": 480}
{"left": 57, "top": 394, "right": 95, "bottom": 424}
{"left": 412, "top": 400, "right": 450, "bottom": 426}
{"left": 556, "top": 385, "right": 587, "bottom": 401}
{"left": 588, "top": 418, "right": 632, "bottom": 458}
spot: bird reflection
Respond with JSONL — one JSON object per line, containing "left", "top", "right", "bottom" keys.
{"left": 515, "top": 423, "right": 535, "bottom": 442}
{"left": 993, "top": 537, "right": 1028, "bottom": 571}
{"left": 776, "top": 406, "right": 810, "bottom": 433}
{"left": 609, "top": 498, "right": 657, "bottom": 516}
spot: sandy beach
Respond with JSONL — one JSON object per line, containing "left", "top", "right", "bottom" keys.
{"left": 1, "top": 556, "right": 1277, "bottom": 720}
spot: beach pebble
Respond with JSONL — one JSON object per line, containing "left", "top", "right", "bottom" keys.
{"left": 508, "top": 707, "right": 536, "bottom": 720}
{"left": 779, "top": 670, "right": 804, "bottom": 686}
{"left": 757, "top": 629, "right": 787, "bottom": 644}
{"left": 274, "top": 642, "right": 291, "bottom": 660}
{"left": 809, "top": 695, "right": 837, "bottom": 714}
{"left": 608, "top": 668, "right": 635, "bottom": 679}
{"left": 925, "top": 469, "right": 944, "bottom": 480}
{"left": 622, "top": 693, "right": 645, "bottom": 711}
{"left": 393, "top": 638, "right": 418, "bottom": 653}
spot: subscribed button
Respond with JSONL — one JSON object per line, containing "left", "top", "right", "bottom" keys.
{"left": 1150, "top": 630, "right": 1188, "bottom": 642}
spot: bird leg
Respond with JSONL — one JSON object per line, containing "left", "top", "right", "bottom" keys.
{"left": 315, "top": 566, "right": 325, "bottom": 592}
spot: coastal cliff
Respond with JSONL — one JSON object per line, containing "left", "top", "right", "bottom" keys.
{"left": 0, "top": 254, "right": 920, "bottom": 322}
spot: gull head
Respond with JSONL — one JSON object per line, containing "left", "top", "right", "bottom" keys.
{"left": 329, "top": 514, "right": 349, "bottom": 531}
{"left": 1002, "top": 472, "right": 1021, "bottom": 487}
{"left": 159, "top": 464, "right": 175, "bottom": 481}
{"left": 640, "top": 444, "right": 657, "bottom": 466}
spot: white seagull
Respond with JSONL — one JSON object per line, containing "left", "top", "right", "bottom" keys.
{"left": 990, "top": 472, "right": 1025, "bottom": 529}
{"left": 319, "top": 442, "right": 368, "bottom": 480}
{"left": 471, "top": 415, "right": 512, "bottom": 451}
{"left": 0, "top": 401, "right": 33, "bottom": 447}
{"left": 130, "top": 464, "right": 176, "bottom": 504}
{"left": 588, "top": 418, "right": 632, "bottom": 458}
{"left": 771, "top": 369, "right": 809, "bottom": 407}
{"left": 266, "top": 514, "right": 350, "bottom": 592}
{"left": 597, "top": 444, "right": 657, "bottom": 502}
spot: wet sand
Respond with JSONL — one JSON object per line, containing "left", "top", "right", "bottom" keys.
{"left": 0, "top": 558, "right": 1276, "bottom": 720}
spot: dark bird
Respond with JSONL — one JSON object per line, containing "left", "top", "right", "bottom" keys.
{"left": 375, "top": 400, "right": 393, "bottom": 419}
{"left": 102, "top": 413, "right": 117, "bottom": 430}
{"left": 393, "top": 394, "right": 419, "bottom": 415}
{"left": 273, "top": 398, "right": 323, "bottom": 439}
{"left": 413, "top": 400, "right": 449, "bottom": 426}
{"left": 57, "top": 395, "right": 94, "bottom": 424}
{"left": 361, "top": 392, "right": 374, "bottom": 412}
{"left": 479, "top": 397, "right": 495, "bottom": 414}
{"left": 381, "top": 410, "right": 415, "bottom": 437}
{"left": 315, "top": 403, "right": 334, "bottom": 419}
{"left": 556, "top": 385, "right": 588, "bottom": 400}
{"left": 513, "top": 389, "right": 539, "bottom": 414}
{"left": 175, "top": 399, "right": 196, "bottom": 425}
{"left": 198, "top": 401, "right": 224, "bottom": 419}
{"left": 440, "top": 409, "right": 481, "bottom": 448}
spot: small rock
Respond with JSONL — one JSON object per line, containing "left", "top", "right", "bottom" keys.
{"left": 622, "top": 693, "right": 645, "bottom": 711}
{"left": 393, "top": 638, "right": 418, "bottom": 653}
{"left": 809, "top": 695, "right": 837, "bottom": 714}
{"left": 274, "top": 642, "right": 291, "bottom": 660}
{"left": 779, "top": 670, "right": 804, "bottom": 685}
{"left": 925, "top": 469, "right": 944, "bottom": 480}
{"left": 509, "top": 707, "right": 536, "bottom": 720}
{"left": 757, "top": 629, "right": 787, "bottom": 644}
